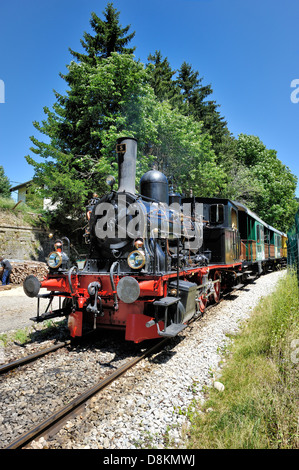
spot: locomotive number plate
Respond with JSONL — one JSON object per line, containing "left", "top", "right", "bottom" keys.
{"left": 116, "top": 143, "right": 126, "bottom": 154}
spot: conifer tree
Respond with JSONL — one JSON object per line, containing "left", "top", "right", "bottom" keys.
{"left": 176, "top": 61, "right": 230, "bottom": 156}
{"left": 69, "top": 3, "right": 136, "bottom": 65}
{"left": 0, "top": 165, "right": 11, "bottom": 198}
{"left": 146, "top": 51, "right": 179, "bottom": 104}
{"left": 176, "top": 61, "right": 200, "bottom": 111}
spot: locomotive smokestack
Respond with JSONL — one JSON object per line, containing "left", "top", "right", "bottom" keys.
{"left": 116, "top": 137, "right": 137, "bottom": 194}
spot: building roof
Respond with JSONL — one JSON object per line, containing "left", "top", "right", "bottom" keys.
{"left": 10, "top": 180, "right": 33, "bottom": 191}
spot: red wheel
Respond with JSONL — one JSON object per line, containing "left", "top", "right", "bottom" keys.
{"left": 212, "top": 271, "right": 221, "bottom": 303}
{"left": 198, "top": 294, "right": 208, "bottom": 313}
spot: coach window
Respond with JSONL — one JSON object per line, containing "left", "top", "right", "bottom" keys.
{"left": 257, "top": 224, "right": 264, "bottom": 243}
{"left": 210, "top": 204, "right": 224, "bottom": 225}
{"left": 257, "top": 224, "right": 261, "bottom": 243}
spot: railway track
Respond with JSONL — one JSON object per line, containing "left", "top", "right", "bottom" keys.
{"left": 4, "top": 338, "right": 168, "bottom": 449}
{"left": 1, "top": 276, "right": 260, "bottom": 449}
{"left": 0, "top": 284, "right": 244, "bottom": 377}
{"left": 0, "top": 340, "right": 71, "bottom": 375}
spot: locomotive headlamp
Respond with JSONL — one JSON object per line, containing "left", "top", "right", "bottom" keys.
{"left": 127, "top": 250, "right": 146, "bottom": 269}
{"left": 106, "top": 175, "right": 116, "bottom": 188}
{"left": 47, "top": 251, "right": 63, "bottom": 269}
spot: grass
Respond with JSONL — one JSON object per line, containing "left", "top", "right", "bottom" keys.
{"left": 0, "top": 196, "right": 44, "bottom": 226}
{"left": 0, "top": 196, "right": 34, "bottom": 212}
{"left": 0, "top": 320, "right": 67, "bottom": 347}
{"left": 186, "top": 271, "right": 299, "bottom": 449}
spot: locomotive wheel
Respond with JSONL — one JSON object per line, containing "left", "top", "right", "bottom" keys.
{"left": 198, "top": 294, "right": 208, "bottom": 313}
{"left": 212, "top": 271, "right": 221, "bottom": 303}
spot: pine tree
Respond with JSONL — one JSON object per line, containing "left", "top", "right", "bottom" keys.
{"left": 176, "top": 61, "right": 200, "bottom": 112}
{"left": 0, "top": 166, "right": 11, "bottom": 198}
{"left": 176, "top": 61, "right": 230, "bottom": 157}
{"left": 146, "top": 51, "right": 179, "bottom": 104}
{"left": 69, "top": 3, "right": 136, "bottom": 65}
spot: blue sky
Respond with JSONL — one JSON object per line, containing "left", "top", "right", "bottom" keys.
{"left": 1, "top": 0, "right": 299, "bottom": 198}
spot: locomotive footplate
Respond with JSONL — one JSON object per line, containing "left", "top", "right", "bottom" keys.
{"left": 30, "top": 293, "right": 68, "bottom": 323}
{"left": 156, "top": 322, "right": 187, "bottom": 337}
{"left": 149, "top": 296, "right": 187, "bottom": 337}
{"left": 30, "top": 309, "right": 67, "bottom": 323}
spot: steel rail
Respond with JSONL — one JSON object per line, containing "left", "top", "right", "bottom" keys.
{"left": 0, "top": 341, "right": 71, "bottom": 375}
{"left": 1, "top": 278, "right": 254, "bottom": 377}
{"left": 4, "top": 338, "right": 168, "bottom": 449}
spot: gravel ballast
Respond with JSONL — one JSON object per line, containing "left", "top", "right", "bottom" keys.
{"left": 0, "top": 270, "right": 286, "bottom": 449}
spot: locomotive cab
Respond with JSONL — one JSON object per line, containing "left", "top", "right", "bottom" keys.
{"left": 183, "top": 197, "right": 241, "bottom": 265}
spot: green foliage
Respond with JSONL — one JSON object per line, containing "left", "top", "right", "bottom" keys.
{"left": 13, "top": 328, "right": 31, "bottom": 345}
{"left": 24, "top": 182, "right": 44, "bottom": 210}
{"left": 0, "top": 196, "right": 44, "bottom": 228}
{"left": 146, "top": 51, "right": 178, "bottom": 104}
{"left": 27, "top": 53, "right": 149, "bottom": 217}
{"left": 175, "top": 61, "right": 231, "bottom": 157}
{"left": 27, "top": 49, "right": 223, "bottom": 216}
{"left": 69, "top": 3, "right": 136, "bottom": 64}
{"left": 0, "top": 197, "right": 17, "bottom": 210}
{"left": 26, "top": 3, "right": 138, "bottom": 220}
{"left": 234, "top": 134, "right": 298, "bottom": 232}
{"left": 147, "top": 101, "right": 226, "bottom": 196}
{"left": 25, "top": 3, "right": 298, "bottom": 231}
{"left": 0, "top": 165, "right": 11, "bottom": 198}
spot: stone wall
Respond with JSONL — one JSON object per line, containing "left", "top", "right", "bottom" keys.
{"left": 0, "top": 224, "right": 52, "bottom": 261}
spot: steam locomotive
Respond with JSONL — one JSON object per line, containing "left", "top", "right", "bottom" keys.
{"left": 23, "top": 137, "right": 287, "bottom": 343}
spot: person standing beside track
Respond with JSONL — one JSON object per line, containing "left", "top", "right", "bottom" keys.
{"left": 0, "top": 258, "right": 12, "bottom": 285}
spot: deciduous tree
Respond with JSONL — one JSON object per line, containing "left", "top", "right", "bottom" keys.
{"left": 234, "top": 134, "right": 298, "bottom": 231}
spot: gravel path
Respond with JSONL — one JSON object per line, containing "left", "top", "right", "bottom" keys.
{"left": 0, "top": 286, "right": 60, "bottom": 333}
{"left": 1, "top": 269, "right": 284, "bottom": 450}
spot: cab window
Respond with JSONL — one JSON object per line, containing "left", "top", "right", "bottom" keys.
{"left": 231, "top": 208, "right": 238, "bottom": 230}
{"left": 210, "top": 204, "right": 224, "bottom": 224}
